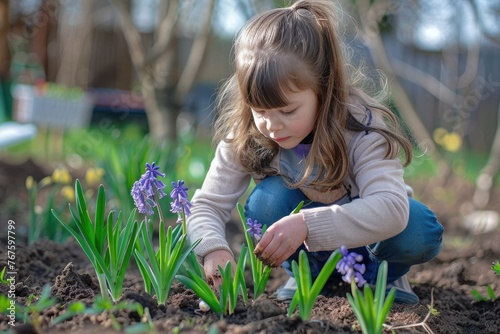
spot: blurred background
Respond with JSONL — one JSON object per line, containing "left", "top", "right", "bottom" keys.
{"left": 0, "top": 0, "right": 499, "bottom": 241}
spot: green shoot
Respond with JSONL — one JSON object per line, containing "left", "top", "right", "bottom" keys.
{"left": 176, "top": 245, "right": 249, "bottom": 316}
{"left": 287, "top": 249, "right": 342, "bottom": 320}
{"left": 133, "top": 221, "right": 201, "bottom": 305}
{"left": 14, "top": 285, "right": 56, "bottom": 331}
{"left": 50, "top": 300, "right": 87, "bottom": 325}
{"left": 346, "top": 260, "right": 396, "bottom": 334}
{"left": 236, "top": 202, "right": 272, "bottom": 299}
{"left": 0, "top": 267, "right": 8, "bottom": 284}
{"left": 471, "top": 285, "right": 497, "bottom": 302}
{"left": 236, "top": 200, "right": 304, "bottom": 299}
{"left": 52, "top": 179, "right": 142, "bottom": 302}
{"left": 26, "top": 174, "right": 73, "bottom": 244}
{"left": 492, "top": 261, "right": 500, "bottom": 275}
{"left": 51, "top": 296, "right": 145, "bottom": 331}
{"left": 469, "top": 261, "right": 500, "bottom": 302}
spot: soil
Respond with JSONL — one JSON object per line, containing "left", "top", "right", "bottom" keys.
{"left": 0, "top": 158, "right": 499, "bottom": 334}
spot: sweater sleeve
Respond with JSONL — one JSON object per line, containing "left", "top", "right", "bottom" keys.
{"left": 301, "top": 131, "right": 409, "bottom": 251}
{"left": 186, "top": 141, "right": 251, "bottom": 263}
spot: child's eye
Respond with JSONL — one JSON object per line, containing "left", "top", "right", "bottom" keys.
{"left": 281, "top": 108, "right": 296, "bottom": 116}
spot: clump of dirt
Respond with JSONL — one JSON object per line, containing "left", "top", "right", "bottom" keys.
{"left": 50, "top": 263, "right": 97, "bottom": 302}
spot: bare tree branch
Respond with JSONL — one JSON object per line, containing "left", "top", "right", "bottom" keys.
{"left": 391, "top": 59, "right": 459, "bottom": 105}
{"left": 144, "top": 0, "right": 180, "bottom": 66}
{"left": 175, "top": 0, "right": 216, "bottom": 103}
{"left": 468, "top": 0, "right": 500, "bottom": 45}
{"left": 467, "top": 0, "right": 500, "bottom": 209}
{"left": 355, "top": 0, "right": 439, "bottom": 156}
{"left": 472, "top": 98, "right": 500, "bottom": 209}
{"left": 108, "top": 0, "right": 145, "bottom": 70}
{"left": 456, "top": 0, "right": 481, "bottom": 89}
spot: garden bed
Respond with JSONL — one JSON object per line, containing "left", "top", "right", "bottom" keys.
{"left": 0, "top": 159, "right": 499, "bottom": 333}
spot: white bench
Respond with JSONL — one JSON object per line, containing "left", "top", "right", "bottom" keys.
{"left": 0, "top": 121, "right": 37, "bottom": 149}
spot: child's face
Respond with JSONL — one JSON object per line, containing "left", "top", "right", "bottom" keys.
{"left": 251, "top": 88, "right": 318, "bottom": 149}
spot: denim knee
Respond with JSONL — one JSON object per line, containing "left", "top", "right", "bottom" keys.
{"left": 244, "top": 176, "right": 307, "bottom": 228}
{"left": 368, "top": 198, "right": 443, "bottom": 265}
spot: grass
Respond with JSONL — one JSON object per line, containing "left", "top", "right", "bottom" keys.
{"left": 404, "top": 147, "right": 496, "bottom": 184}
{"left": 2, "top": 122, "right": 496, "bottom": 187}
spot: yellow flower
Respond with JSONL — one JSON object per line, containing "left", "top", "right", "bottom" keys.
{"left": 26, "top": 176, "right": 35, "bottom": 190}
{"left": 39, "top": 176, "right": 53, "bottom": 188}
{"left": 433, "top": 128, "right": 462, "bottom": 152}
{"left": 442, "top": 132, "right": 462, "bottom": 152}
{"left": 85, "top": 167, "right": 105, "bottom": 186}
{"left": 52, "top": 167, "right": 72, "bottom": 184}
{"left": 433, "top": 127, "right": 448, "bottom": 145}
{"left": 60, "top": 185, "right": 75, "bottom": 203}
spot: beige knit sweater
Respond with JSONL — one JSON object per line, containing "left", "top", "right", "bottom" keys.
{"left": 187, "top": 109, "right": 409, "bottom": 263}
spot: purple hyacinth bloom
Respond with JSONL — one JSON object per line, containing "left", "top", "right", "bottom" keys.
{"left": 246, "top": 218, "right": 262, "bottom": 240}
{"left": 130, "top": 162, "right": 166, "bottom": 216}
{"left": 170, "top": 180, "right": 193, "bottom": 222}
{"left": 141, "top": 162, "right": 166, "bottom": 198}
{"left": 336, "top": 245, "right": 367, "bottom": 287}
{"left": 131, "top": 181, "right": 156, "bottom": 216}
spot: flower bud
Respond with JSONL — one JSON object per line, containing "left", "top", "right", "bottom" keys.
{"left": 26, "top": 176, "right": 34, "bottom": 190}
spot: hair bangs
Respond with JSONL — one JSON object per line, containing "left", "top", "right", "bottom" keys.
{"left": 238, "top": 51, "right": 313, "bottom": 110}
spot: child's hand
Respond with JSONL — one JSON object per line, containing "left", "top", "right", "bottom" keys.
{"left": 203, "top": 249, "right": 235, "bottom": 290}
{"left": 254, "top": 213, "right": 308, "bottom": 267}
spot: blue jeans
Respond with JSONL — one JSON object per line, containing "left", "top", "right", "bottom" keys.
{"left": 245, "top": 176, "right": 443, "bottom": 284}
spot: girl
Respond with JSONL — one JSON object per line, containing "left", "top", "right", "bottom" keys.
{"left": 187, "top": 0, "right": 443, "bottom": 304}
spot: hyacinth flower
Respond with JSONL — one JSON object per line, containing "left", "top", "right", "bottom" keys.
{"left": 246, "top": 218, "right": 262, "bottom": 241}
{"left": 336, "top": 245, "right": 367, "bottom": 287}
{"left": 131, "top": 162, "right": 167, "bottom": 218}
{"left": 170, "top": 180, "right": 193, "bottom": 234}
{"left": 131, "top": 163, "right": 200, "bottom": 305}
{"left": 53, "top": 180, "right": 142, "bottom": 302}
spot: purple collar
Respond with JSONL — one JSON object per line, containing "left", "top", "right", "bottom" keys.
{"left": 292, "top": 143, "right": 311, "bottom": 159}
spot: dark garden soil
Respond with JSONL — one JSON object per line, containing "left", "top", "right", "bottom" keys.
{"left": 0, "top": 158, "right": 499, "bottom": 333}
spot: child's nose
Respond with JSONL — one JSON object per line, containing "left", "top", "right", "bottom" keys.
{"left": 265, "top": 113, "right": 282, "bottom": 131}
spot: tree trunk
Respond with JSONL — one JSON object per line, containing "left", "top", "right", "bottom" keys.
{"left": 142, "top": 87, "right": 176, "bottom": 142}
{"left": 354, "top": 0, "right": 450, "bottom": 188}
{"left": 109, "top": 0, "right": 217, "bottom": 142}
{"left": 55, "top": 0, "right": 93, "bottom": 88}
{"left": 0, "top": 0, "right": 10, "bottom": 78}
{"left": 472, "top": 100, "right": 500, "bottom": 209}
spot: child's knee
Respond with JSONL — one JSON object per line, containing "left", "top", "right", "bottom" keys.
{"left": 393, "top": 202, "right": 443, "bottom": 264}
{"left": 245, "top": 176, "right": 306, "bottom": 226}
{"left": 409, "top": 199, "right": 444, "bottom": 261}
{"left": 368, "top": 200, "right": 443, "bottom": 265}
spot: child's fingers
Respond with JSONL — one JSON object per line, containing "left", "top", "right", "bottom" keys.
{"left": 254, "top": 234, "right": 281, "bottom": 262}
{"left": 268, "top": 242, "right": 297, "bottom": 267}
{"left": 254, "top": 229, "right": 272, "bottom": 254}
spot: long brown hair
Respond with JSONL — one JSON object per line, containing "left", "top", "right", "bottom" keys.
{"left": 213, "top": 0, "right": 412, "bottom": 191}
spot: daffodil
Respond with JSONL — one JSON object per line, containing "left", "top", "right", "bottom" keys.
{"left": 60, "top": 185, "right": 75, "bottom": 202}
{"left": 52, "top": 167, "right": 72, "bottom": 184}
{"left": 85, "top": 167, "right": 105, "bottom": 186}
{"left": 442, "top": 132, "right": 462, "bottom": 152}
